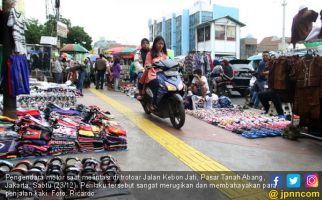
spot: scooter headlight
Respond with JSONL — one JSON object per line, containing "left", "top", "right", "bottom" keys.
{"left": 165, "top": 82, "right": 177, "bottom": 91}
{"left": 177, "top": 82, "right": 184, "bottom": 91}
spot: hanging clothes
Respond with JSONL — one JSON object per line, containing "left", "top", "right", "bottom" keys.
{"left": 7, "top": 55, "right": 30, "bottom": 96}
{"left": 7, "top": 8, "right": 27, "bottom": 55}
{"left": 293, "top": 56, "right": 322, "bottom": 125}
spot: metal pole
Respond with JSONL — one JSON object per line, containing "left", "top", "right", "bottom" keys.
{"left": 282, "top": 0, "right": 287, "bottom": 52}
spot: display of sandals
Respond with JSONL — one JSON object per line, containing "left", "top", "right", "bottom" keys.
{"left": 186, "top": 108, "right": 290, "bottom": 139}
{"left": 0, "top": 156, "right": 130, "bottom": 200}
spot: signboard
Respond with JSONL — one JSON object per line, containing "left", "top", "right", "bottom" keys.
{"left": 40, "top": 36, "right": 58, "bottom": 46}
{"left": 57, "top": 21, "right": 68, "bottom": 38}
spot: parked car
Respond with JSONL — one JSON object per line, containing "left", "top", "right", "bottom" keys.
{"left": 229, "top": 59, "right": 254, "bottom": 96}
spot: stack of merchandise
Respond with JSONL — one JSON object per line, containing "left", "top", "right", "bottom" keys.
{"left": 16, "top": 116, "right": 52, "bottom": 157}
{"left": 49, "top": 116, "right": 78, "bottom": 155}
{"left": 16, "top": 109, "right": 41, "bottom": 119}
{"left": 88, "top": 106, "right": 127, "bottom": 151}
{"left": 186, "top": 108, "right": 290, "bottom": 139}
{"left": 0, "top": 116, "right": 19, "bottom": 159}
{"left": 0, "top": 103, "right": 128, "bottom": 160}
{"left": 120, "top": 83, "right": 137, "bottom": 98}
{"left": 77, "top": 124, "right": 104, "bottom": 152}
{"left": 16, "top": 80, "right": 77, "bottom": 110}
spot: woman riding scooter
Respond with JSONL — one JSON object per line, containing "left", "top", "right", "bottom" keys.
{"left": 138, "top": 36, "right": 168, "bottom": 107}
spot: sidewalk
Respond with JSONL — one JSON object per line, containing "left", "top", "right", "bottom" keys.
{"left": 82, "top": 89, "right": 322, "bottom": 172}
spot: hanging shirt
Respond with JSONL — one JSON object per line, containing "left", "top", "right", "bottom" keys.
{"left": 7, "top": 8, "right": 27, "bottom": 55}
{"left": 8, "top": 55, "right": 30, "bottom": 97}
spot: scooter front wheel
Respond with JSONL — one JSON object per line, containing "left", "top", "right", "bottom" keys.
{"left": 141, "top": 102, "right": 151, "bottom": 115}
{"left": 169, "top": 100, "right": 185, "bottom": 129}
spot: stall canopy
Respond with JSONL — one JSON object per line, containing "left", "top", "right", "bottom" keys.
{"left": 105, "top": 47, "right": 137, "bottom": 59}
{"left": 60, "top": 43, "right": 89, "bottom": 54}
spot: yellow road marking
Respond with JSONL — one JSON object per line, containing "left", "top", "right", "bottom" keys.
{"left": 89, "top": 89, "right": 268, "bottom": 199}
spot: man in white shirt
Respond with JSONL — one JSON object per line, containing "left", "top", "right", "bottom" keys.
{"left": 191, "top": 69, "right": 210, "bottom": 98}
{"left": 51, "top": 57, "right": 63, "bottom": 83}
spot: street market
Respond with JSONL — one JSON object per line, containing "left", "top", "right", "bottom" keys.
{"left": 0, "top": 0, "right": 322, "bottom": 200}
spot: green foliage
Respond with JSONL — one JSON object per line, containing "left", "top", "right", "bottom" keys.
{"left": 24, "top": 15, "right": 92, "bottom": 50}
{"left": 25, "top": 19, "right": 44, "bottom": 44}
{"left": 66, "top": 26, "right": 92, "bottom": 50}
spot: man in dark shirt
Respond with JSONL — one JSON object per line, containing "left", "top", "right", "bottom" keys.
{"left": 95, "top": 54, "right": 107, "bottom": 89}
{"left": 249, "top": 51, "right": 269, "bottom": 108}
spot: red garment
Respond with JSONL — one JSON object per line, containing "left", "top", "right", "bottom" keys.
{"left": 17, "top": 110, "right": 41, "bottom": 117}
{"left": 139, "top": 52, "right": 168, "bottom": 84}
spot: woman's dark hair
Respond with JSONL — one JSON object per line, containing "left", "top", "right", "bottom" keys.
{"left": 151, "top": 36, "right": 167, "bottom": 59}
{"left": 113, "top": 57, "right": 120, "bottom": 65}
{"left": 141, "top": 38, "right": 149, "bottom": 45}
{"left": 193, "top": 69, "right": 202, "bottom": 76}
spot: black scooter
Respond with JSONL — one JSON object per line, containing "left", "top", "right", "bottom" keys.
{"left": 141, "top": 59, "right": 186, "bottom": 129}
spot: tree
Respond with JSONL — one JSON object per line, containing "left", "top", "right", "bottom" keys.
{"left": 42, "top": 15, "right": 71, "bottom": 37}
{"left": 24, "top": 15, "right": 92, "bottom": 50}
{"left": 66, "top": 26, "right": 93, "bottom": 50}
{"left": 25, "top": 19, "right": 44, "bottom": 44}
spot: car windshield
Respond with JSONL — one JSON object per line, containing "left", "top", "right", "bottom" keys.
{"left": 231, "top": 64, "right": 254, "bottom": 71}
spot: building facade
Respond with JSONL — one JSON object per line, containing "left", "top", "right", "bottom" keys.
{"left": 196, "top": 16, "right": 245, "bottom": 59}
{"left": 148, "top": 1, "right": 240, "bottom": 57}
{"left": 240, "top": 37, "right": 257, "bottom": 59}
{"left": 257, "top": 36, "right": 291, "bottom": 53}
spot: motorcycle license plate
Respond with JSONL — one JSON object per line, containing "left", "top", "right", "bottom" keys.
{"left": 164, "top": 71, "right": 178, "bottom": 76}
{"left": 226, "top": 85, "right": 233, "bottom": 89}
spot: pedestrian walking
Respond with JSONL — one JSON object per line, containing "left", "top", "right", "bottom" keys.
{"left": 95, "top": 54, "right": 107, "bottom": 89}
{"left": 112, "top": 57, "right": 122, "bottom": 91}
{"left": 51, "top": 57, "right": 63, "bottom": 83}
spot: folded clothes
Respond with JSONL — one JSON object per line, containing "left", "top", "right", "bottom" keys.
{"left": 22, "top": 127, "right": 51, "bottom": 141}
{"left": 48, "top": 140, "right": 75, "bottom": 145}
{"left": 0, "top": 140, "right": 18, "bottom": 155}
{"left": 18, "top": 144, "right": 49, "bottom": 152}
{"left": 22, "top": 139, "right": 48, "bottom": 146}
{"left": 0, "top": 116, "right": 16, "bottom": 123}
{"left": 0, "top": 131, "right": 20, "bottom": 139}
{"left": 106, "top": 126, "right": 127, "bottom": 136}
{"left": 0, "top": 124, "right": 14, "bottom": 131}
{"left": 18, "top": 144, "right": 50, "bottom": 157}
{"left": 78, "top": 137, "right": 103, "bottom": 143}
{"left": 52, "top": 126, "right": 77, "bottom": 138}
{"left": 17, "top": 110, "right": 41, "bottom": 117}
{"left": 52, "top": 108, "right": 80, "bottom": 116}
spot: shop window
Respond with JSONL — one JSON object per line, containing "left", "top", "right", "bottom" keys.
{"left": 227, "top": 26, "right": 236, "bottom": 41}
{"left": 215, "top": 25, "right": 225, "bottom": 40}
{"left": 205, "top": 26, "right": 210, "bottom": 41}
{"left": 197, "top": 28, "right": 205, "bottom": 42}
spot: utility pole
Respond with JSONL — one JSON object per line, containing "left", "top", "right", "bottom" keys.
{"left": 282, "top": 0, "right": 287, "bottom": 52}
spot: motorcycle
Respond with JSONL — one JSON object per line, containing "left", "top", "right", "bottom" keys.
{"left": 209, "top": 69, "right": 234, "bottom": 97}
{"left": 216, "top": 80, "right": 233, "bottom": 97}
{"left": 141, "top": 59, "right": 186, "bottom": 129}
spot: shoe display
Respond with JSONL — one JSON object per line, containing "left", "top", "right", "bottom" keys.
{"left": 187, "top": 107, "right": 290, "bottom": 139}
